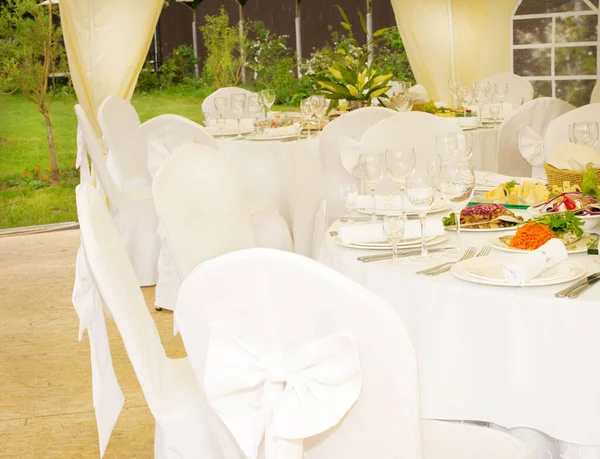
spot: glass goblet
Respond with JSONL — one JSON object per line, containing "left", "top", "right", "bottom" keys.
{"left": 247, "top": 95, "right": 261, "bottom": 134}
{"left": 311, "top": 95, "right": 328, "bottom": 132}
{"left": 385, "top": 148, "right": 416, "bottom": 214}
{"left": 489, "top": 103, "right": 501, "bottom": 125}
{"left": 231, "top": 94, "right": 247, "bottom": 139}
{"left": 261, "top": 89, "right": 276, "bottom": 117}
{"left": 359, "top": 153, "right": 385, "bottom": 222}
{"left": 340, "top": 184, "right": 358, "bottom": 223}
{"left": 301, "top": 98, "right": 314, "bottom": 139}
{"left": 436, "top": 134, "right": 457, "bottom": 166}
{"left": 570, "top": 122, "right": 599, "bottom": 146}
{"left": 214, "top": 96, "right": 227, "bottom": 113}
{"left": 406, "top": 176, "right": 437, "bottom": 260}
{"left": 383, "top": 215, "right": 405, "bottom": 263}
{"left": 454, "top": 131, "right": 474, "bottom": 162}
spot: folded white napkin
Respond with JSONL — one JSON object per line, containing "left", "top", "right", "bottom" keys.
{"left": 340, "top": 136, "right": 363, "bottom": 178}
{"left": 408, "top": 84, "right": 429, "bottom": 103}
{"left": 548, "top": 143, "right": 600, "bottom": 171}
{"left": 337, "top": 220, "right": 444, "bottom": 244}
{"left": 502, "top": 238, "right": 568, "bottom": 286}
{"left": 518, "top": 126, "right": 545, "bottom": 167}
{"left": 263, "top": 123, "right": 300, "bottom": 137}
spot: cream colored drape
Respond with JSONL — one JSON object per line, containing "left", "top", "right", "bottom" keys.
{"left": 391, "top": 0, "right": 517, "bottom": 103}
{"left": 59, "top": 0, "right": 164, "bottom": 139}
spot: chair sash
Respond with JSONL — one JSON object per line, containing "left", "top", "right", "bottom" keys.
{"left": 518, "top": 126, "right": 545, "bottom": 167}
{"left": 76, "top": 125, "right": 92, "bottom": 184}
{"left": 73, "top": 246, "right": 124, "bottom": 457}
{"left": 204, "top": 326, "right": 362, "bottom": 459}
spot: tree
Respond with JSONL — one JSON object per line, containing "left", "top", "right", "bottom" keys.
{"left": 180, "top": 0, "right": 204, "bottom": 78}
{"left": 0, "top": 0, "right": 67, "bottom": 182}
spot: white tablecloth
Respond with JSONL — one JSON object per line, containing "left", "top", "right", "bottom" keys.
{"left": 318, "top": 217, "right": 600, "bottom": 450}
{"left": 470, "top": 126, "right": 499, "bottom": 172}
{"left": 217, "top": 137, "right": 323, "bottom": 257}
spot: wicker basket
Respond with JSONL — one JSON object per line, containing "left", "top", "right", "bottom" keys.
{"left": 544, "top": 163, "right": 600, "bottom": 188}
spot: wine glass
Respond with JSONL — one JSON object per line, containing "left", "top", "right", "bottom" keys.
{"left": 472, "top": 80, "right": 490, "bottom": 126}
{"left": 301, "top": 98, "right": 315, "bottom": 139}
{"left": 214, "top": 97, "right": 227, "bottom": 114}
{"left": 340, "top": 184, "right": 358, "bottom": 223}
{"left": 457, "top": 84, "right": 472, "bottom": 118}
{"left": 436, "top": 134, "right": 457, "bottom": 165}
{"left": 494, "top": 81, "right": 508, "bottom": 116}
{"left": 311, "top": 95, "right": 328, "bottom": 133}
{"left": 439, "top": 161, "right": 476, "bottom": 256}
{"left": 406, "top": 175, "right": 437, "bottom": 260}
{"left": 454, "top": 131, "right": 474, "bottom": 162}
{"left": 385, "top": 148, "right": 416, "bottom": 214}
{"left": 261, "top": 89, "right": 276, "bottom": 118}
{"left": 448, "top": 79, "right": 459, "bottom": 108}
{"left": 570, "top": 122, "right": 599, "bottom": 146}
{"left": 393, "top": 94, "right": 414, "bottom": 112}
{"left": 216, "top": 114, "right": 226, "bottom": 138}
{"left": 427, "top": 157, "right": 442, "bottom": 192}
{"left": 489, "top": 103, "right": 501, "bottom": 125}
{"left": 231, "top": 94, "right": 246, "bottom": 139}
{"left": 383, "top": 215, "right": 406, "bottom": 263}
{"left": 247, "top": 95, "right": 261, "bottom": 134}
{"left": 359, "top": 154, "right": 385, "bottom": 222}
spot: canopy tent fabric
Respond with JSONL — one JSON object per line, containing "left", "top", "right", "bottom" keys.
{"left": 58, "top": 0, "right": 163, "bottom": 140}
{"left": 391, "top": 0, "right": 517, "bottom": 103}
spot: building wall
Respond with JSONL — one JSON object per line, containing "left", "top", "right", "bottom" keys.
{"left": 156, "top": 0, "right": 397, "bottom": 66}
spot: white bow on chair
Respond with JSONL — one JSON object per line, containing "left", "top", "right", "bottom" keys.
{"left": 339, "top": 136, "right": 363, "bottom": 178}
{"left": 518, "top": 126, "right": 545, "bottom": 167}
{"left": 204, "top": 326, "right": 362, "bottom": 459}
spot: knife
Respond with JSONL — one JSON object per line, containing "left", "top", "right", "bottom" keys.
{"left": 358, "top": 247, "right": 447, "bottom": 262}
{"left": 567, "top": 275, "right": 600, "bottom": 299}
{"left": 555, "top": 272, "right": 600, "bottom": 298}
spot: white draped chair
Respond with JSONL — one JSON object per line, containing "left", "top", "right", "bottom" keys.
{"left": 486, "top": 72, "right": 534, "bottom": 106}
{"left": 591, "top": 80, "right": 600, "bottom": 104}
{"left": 202, "top": 87, "right": 256, "bottom": 120}
{"left": 97, "top": 95, "right": 150, "bottom": 191}
{"left": 137, "top": 114, "right": 218, "bottom": 178}
{"left": 175, "top": 248, "right": 534, "bottom": 459}
{"left": 496, "top": 97, "right": 574, "bottom": 177}
{"left": 152, "top": 144, "right": 269, "bottom": 311}
{"left": 544, "top": 103, "right": 600, "bottom": 157}
{"left": 74, "top": 182, "right": 221, "bottom": 458}
{"left": 75, "top": 105, "right": 159, "bottom": 286}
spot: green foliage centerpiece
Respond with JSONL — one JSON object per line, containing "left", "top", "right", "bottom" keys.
{"left": 317, "top": 6, "right": 393, "bottom": 111}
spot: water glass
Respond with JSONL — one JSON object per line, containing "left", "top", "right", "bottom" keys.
{"left": 382, "top": 215, "right": 405, "bottom": 262}
{"left": 359, "top": 154, "right": 385, "bottom": 222}
{"left": 457, "top": 84, "right": 472, "bottom": 116}
{"left": 261, "top": 89, "right": 276, "bottom": 116}
{"left": 214, "top": 97, "right": 227, "bottom": 113}
{"left": 570, "top": 122, "right": 599, "bottom": 146}
{"left": 310, "top": 95, "right": 328, "bottom": 131}
{"left": 340, "top": 184, "right": 358, "bottom": 222}
{"left": 454, "top": 131, "right": 474, "bottom": 161}
{"left": 494, "top": 82, "right": 508, "bottom": 103}
{"left": 231, "top": 94, "right": 246, "bottom": 139}
{"left": 406, "top": 176, "right": 436, "bottom": 260}
{"left": 436, "top": 134, "right": 457, "bottom": 165}
{"left": 301, "top": 98, "right": 315, "bottom": 139}
{"left": 247, "top": 96, "right": 262, "bottom": 133}
{"left": 393, "top": 94, "right": 414, "bottom": 112}
{"left": 426, "top": 157, "right": 442, "bottom": 192}
{"left": 439, "top": 162, "right": 476, "bottom": 256}
{"left": 385, "top": 148, "right": 416, "bottom": 213}
{"left": 489, "top": 103, "right": 501, "bottom": 125}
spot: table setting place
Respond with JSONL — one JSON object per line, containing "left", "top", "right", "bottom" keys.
{"left": 327, "top": 129, "right": 600, "bottom": 299}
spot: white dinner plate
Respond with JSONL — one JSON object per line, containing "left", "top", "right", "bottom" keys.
{"left": 451, "top": 256, "right": 586, "bottom": 287}
{"left": 444, "top": 224, "right": 519, "bottom": 233}
{"left": 488, "top": 232, "right": 596, "bottom": 254}
{"left": 243, "top": 133, "right": 300, "bottom": 142}
{"left": 334, "top": 235, "right": 447, "bottom": 251}
{"left": 356, "top": 200, "right": 450, "bottom": 217}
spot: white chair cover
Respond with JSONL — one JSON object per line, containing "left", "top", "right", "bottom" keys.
{"left": 486, "top": 72, "right": 534, "bottom": 106}
{"left": 360, "top": 111, "right": 461, "bottom": 178}
{"left": 319, "top": 107, "right": 397, "bottom": 224}
{"left": 152, "top": 144, "right": 257, "bottom": 311}
{"left": 175, "top": 248, "right": 534, "bottom": 459}
{"left": 544, "top": 103, "right": 600, "bottom": 158}
{"left": 97, "top": 95, "right": 150, "bottom": 191}
{"left": 75, "top": 183, "right": 221, "bottom": 458}
{"left": 591, "top": 80, "right": 600, "bottom": 104}
{"left": 202, "top": 87, "right": 256, "bottom": 119}
{"left": 75, "top": 105, "right": 159, "bottom": 286}
{"left": 497, "top": 97, "right": 574, "bottom": 177}
{"left": 137, "top": 114, "right": 218, "bottom": 178}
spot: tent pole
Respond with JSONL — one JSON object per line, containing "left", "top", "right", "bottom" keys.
{"left": 447, "top": 0, "right": 457, "bottom": 104}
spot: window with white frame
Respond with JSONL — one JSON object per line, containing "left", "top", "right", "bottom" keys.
{"left": 511, "top": 0, "right": 599, "bottom": 106}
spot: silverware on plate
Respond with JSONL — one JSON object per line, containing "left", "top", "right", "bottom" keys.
{"left": 357, "top": 247, "right": 447, "bottom": 263}
{"left": 415, "top": 246, "right": 477, "bottom": 276}
{"left": 567, "top": 276, "right": 600, "bottom": 298}
{"left": 555, "top": 272, "right": 600, "bottom": 298}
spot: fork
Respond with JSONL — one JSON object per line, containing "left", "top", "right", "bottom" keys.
{"left": 423, "top": 246, "right": 490, "bottom": 276}
{"left": 416, "top": 246, "right": 477, "bottom": 276}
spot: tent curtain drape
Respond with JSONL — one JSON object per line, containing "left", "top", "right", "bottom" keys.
{"left": 391, "top": 0, "right": 517, "bottom": 103}
{"left": 59, "top": 0, "right": 164, "bottom": 139}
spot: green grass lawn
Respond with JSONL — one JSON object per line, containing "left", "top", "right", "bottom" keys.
{"left": 0, "top": 89, "right": 292, "bottom": 229}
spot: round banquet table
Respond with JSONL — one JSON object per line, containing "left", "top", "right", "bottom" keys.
{"left": 468, "top": 125, "right": 499, "bottom": 172}
{"left": 318, "top": 217, "right": 600, "bottom": 457}
{"left": 216, "top": 137, "right": 323, "bottom": 257}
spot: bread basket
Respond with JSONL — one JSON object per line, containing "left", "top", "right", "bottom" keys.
{"left": 544, "top": 163, "right": 600, "bottom": 188}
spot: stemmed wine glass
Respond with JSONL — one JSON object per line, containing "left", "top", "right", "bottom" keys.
{"left": 214, "top": 97, "right": 228, "bottom": 137}
{"left": 340, "top": 184, "right": 358, "bottom": 223}
{"left": 310, "top": 95, "right": 328, "bottom": 133}
{"left": 383, "top": 215, "right": 406, "bottom": 263}
{"left": 301, "top": 98, "right": 315, "bottom": 139}
{"left": 472, "top": 80, "right": 490, "bottom": 126}
{"left": 489, "top": 103, "right": 501, "bottom": 125}
{"left": 385, "top": 148, "right": 416, "bottom": 215}
{"left": 454, "top": 131, "right": 474, "bottom": 162}
{"left": 448, "top": 79, "right": 459, "bottom": 108}
{"left": 359, "top": 154, "right": 385, "bottom": 222}
{"left": 247, "top": 96, "right": 262, "bottom": 134}
{"left": 570, "top": 122, "right": 599, "bottom": 146}
{"left": 436, "top": 134, "right": 457, "bottom": 166}
{"left": 231, "top": 94, "right": 247, "bottom": 139}
{"left": 406, "top": 175, "right": 437, "bottom": 260}
{"left": 439, "top": 161, "right": 476, "bottom": 257}
{"left": 261, "top": 89, "right": 276, "bottom": 120}
{"left": 494, "top": 81, "right": 508, "bottom": 116}
{"left": 457, "top": 84, "right": 472, "bottom": 118}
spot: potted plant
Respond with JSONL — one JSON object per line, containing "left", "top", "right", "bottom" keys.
{"left": 317, "top": 6, "right": 392, "bottom": 111}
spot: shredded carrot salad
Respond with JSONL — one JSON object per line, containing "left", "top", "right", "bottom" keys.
{"left": 508, "top": 222, "right": 557, "bottom": 250}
